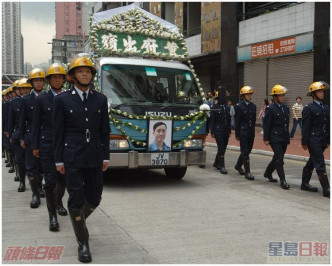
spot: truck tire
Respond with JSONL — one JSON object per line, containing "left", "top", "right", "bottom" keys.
{"left": 164, "top": 167, "right": 187, "bottom": 180}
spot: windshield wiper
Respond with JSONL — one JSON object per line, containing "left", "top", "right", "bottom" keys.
{"left": 112, "top": 100, "right": 152, "bottom": 109}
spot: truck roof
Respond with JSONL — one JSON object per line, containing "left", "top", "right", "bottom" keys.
{"left": 97, "top": 57, "right": 192, "bottom": 71}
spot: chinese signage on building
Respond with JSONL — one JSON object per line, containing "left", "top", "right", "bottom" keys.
{"left": 251, "top": 36, "right": 296, "bottom": 59}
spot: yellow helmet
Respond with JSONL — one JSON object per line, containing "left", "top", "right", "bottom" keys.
{"left": 18, "top": 78, "right": 32, "bottom": 88}
{"left": 177, "top": 90, "right": 186, "bottom": 98}
{"left": 67, "top": 57, "right": 96, "bottom": 76}
{"left": 307, "top": 81, "right": 329, "bottom": 96}
{"left": 270, "top": 84, "right": 287, "bottom": 96}
{"left": 2, "top": 89, "right": 8, "bottom": 96}
{"left": 46, "top": 63, "right": 66, "bottom": 79}
{"left": 28, "top": 68, "right": 45, "bottom": 81}
{"left": 240, "top": 86, "right": 254, "bottom": 95}
{"left": 12, "top": 80, "right": 19, "bottom": 89}
{"left": 8, "top": 86, "right": 14, "bottom": 92}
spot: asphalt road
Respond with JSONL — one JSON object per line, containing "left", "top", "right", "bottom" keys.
{"left": 2, "top": 146, "right": 330, "bottom": 263}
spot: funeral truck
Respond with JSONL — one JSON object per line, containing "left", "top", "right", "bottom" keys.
{"left": 89, "top": 4, "right": 207, "bottom": 179}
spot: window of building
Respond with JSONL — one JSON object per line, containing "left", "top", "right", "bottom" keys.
{"left": 161, "top": 2, "right": 175, "bottom": 24}
{"left": 183, "top": 2, "right": 201, "bottom": 37}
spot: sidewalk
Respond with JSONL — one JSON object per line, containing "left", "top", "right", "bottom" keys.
{"left": 206, "top": 127, "right": 330, "bottom": 162}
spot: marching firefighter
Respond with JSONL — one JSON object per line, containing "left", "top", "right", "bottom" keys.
{"left": 31, "top": 63, "right": 68, "bottom": 232}
{"left": 263, "top": 85, "right": 290, "bottom": 189}
{"left": 210, "top": 86, "right": 231, "bottom": 174}
{"left": 8, "top": 79, "right": 31, "bottom": 192}
{"left": 234, "top": 86, "right": 256, "bottom": 180}
{"left": 2, "top": 89, "right": 11, "bottom": 167}
{"left": 19, "top": 69, "right": 45, "bottom": 208}
{"left": 53, "top": 57, "right": 110, "bottom": 262}
{"left": 301, "top": 81, "right": 330, "bottom": 198}
{"left": 5, "top": 85, "right": 18, "bottom": 174}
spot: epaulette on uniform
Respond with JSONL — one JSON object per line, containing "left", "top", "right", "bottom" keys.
{"left": 55, "top": 90, "right": 70, "bottom": 96}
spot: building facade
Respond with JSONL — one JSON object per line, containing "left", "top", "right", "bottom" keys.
{"left": 56, "top": 2, "right": 83, "bottom": 39}
{"left": 81, "top": 2, "right": 330, "bottom": 113}
{"left": 53, "top": 2, "right": 87, "bottom": 64}
{"left": 2, "top": 2, "right": 23, "bottom": 74}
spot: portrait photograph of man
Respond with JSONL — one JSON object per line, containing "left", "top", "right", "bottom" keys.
{"left": 148, "top": 120, "right": 172, "bottom": 152}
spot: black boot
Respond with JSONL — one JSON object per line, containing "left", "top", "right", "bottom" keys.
{"left": 56, "top": 183, "right": 68, "bottom": 216}
{"left": 14, "top": 162, "right": 20, "bottom": 181}
{"left": 213, "top": 154, "right": 220, "bottom": 169}
{"left": 37, "top": 175, "right": 45, "bottom": 198}
{"left": 5, "top": 149, "right": 9, "bottom": 164}
{"left": 264, "top": 161, "right": 278, "bottom": 182}
{"left": 82, "top": 201, "right": 97, "bottom": 220}
{"left": 45, "top": 188, "right": 59, "bottom": 231}
{"left": 219, "top": 156, "right": 227, "bottom": 174}
{"left": 29, "top": 176, "right": 41, "bottom": 208}
{"left": 17, "top": 163, "right": 26, "bottom": 192}
{"left": 69, "top": 209, "right": 92, "bottom": 263}
{"left": 301, "top": 166, "right": 318, "bottom": 192}
{"left": 276, "top": 165, "right": 290, "bottom": 189}
{"left": 234, "top": 155, "right": 245, "bottom": 175}
{"left": 317, "top": 171, "right": 330, "bottom": 198}
{"left": 243, "top": 160, "right": 254, "bottom": 180}
{"left": 8, "top": 152, "right": 14, "bottom": 173}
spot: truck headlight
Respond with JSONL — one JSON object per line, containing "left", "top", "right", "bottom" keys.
{"left": 184, "top": 139, "right": 203, "bottom": 148}
{"left": 110, "top": 139, "right": 129, "bottom": 149}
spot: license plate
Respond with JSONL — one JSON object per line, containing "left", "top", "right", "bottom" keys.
{"left": 151, "top": 153, "right": 169, "bottom": 166}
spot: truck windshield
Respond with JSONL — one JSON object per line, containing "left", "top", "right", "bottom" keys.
{"left": 101, "top": 64, "right": 203, "bottom": 106}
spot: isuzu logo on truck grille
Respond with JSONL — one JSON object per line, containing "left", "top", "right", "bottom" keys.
{"left": 145, "top": 111, "right": 172, "bottom": 116}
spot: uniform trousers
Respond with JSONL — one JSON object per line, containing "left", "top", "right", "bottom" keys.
{"left": 266, "top": 142, "right": 287, "bottom": 172}
{"left": 40, "top": 143, "right": 65, "bottom": 190}
{"left": 239, "top": 134, "right": 254, "bottom": 161}
{"left": 306, "top": 139, "right": 328, "bottom": 173}
{"left": 64, "top": 165, "right": 103, "bottom": 210}
{"left": 25, "top": 143, "right": 42, "bottom": 178}
{"left": 12, "top": 140, "right": 25, "bottom": 163}
{"left": 215, "top": 132, "right": 229, "bottom": 156}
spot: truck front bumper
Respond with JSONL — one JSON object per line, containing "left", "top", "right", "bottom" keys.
{"left": 108, "top": 150, "right": 206, "bottom": 169}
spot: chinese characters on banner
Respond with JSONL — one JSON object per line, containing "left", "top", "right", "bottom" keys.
{"left": 251, "top": 37, "right": 296, "bottom": 59}
{"left": 98, "top": 31, "right": 182, "bottom": 57}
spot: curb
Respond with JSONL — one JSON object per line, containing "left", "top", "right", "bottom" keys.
{"left": 206, "top": 142, "right": 331, "bottom": 166}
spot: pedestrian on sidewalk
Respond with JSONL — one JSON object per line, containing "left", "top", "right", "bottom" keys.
{"left": 263, "top": 85, "right": 290, "bottom": 189}
{"left": 258, "top": 99, "right": 268, "bottom": 134}
{"left": 227, "top": 99, "right": 235, "bottom": 130}
{"left": 53, "top": 57, "right": 110, "bottom": 263}
{"left": 210, "top": 86, "right": 231, "bottom": 174}
{"left": 234, "top": 86, "right": 256, "bottom": 180}
{"left": 301, "top": 81, "right": 330, "bottom": 198}
{"left": 19, "top": 71, "right": 45, "bottom": 208}
{"left": 289, "top": 96, "right": 303, "bottom": 139}
{"left": 31, "top": 64, "right": 68, "bottom": 232}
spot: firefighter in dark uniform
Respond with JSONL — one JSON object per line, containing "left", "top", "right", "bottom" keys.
{"left": 301, "top": 81, "right": 330, "bottom": 198}
{"left": 263, "top": 85, "right": 290, "bottom": 189}
{"left": 210, "top": 86, "right": 231, "bottom": 174}
{"left": 53, "top": 57, "right": 110, "bottom": 262}
{"left": 234, "top": 86, "right": 256, "bottom": 180}
{"left": 3, "top": 88, "right": 11, "bottom": 168}
{"left": 3, "top": 88, "right": 12, "bottom": 168}
{"left": 32, "top": 64, "right": 68, "bottom": 232}
{"left": 19, "top": 69, "right": 45, "bottom": 208}
{"left": 8, "top": 79, "right": 31, "bottom": 192}
{"left": 5, "top": 85, "right": 18, "bottom": 174}
{"left": 2, "top": 89, "right": 8, "bottom": 159}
